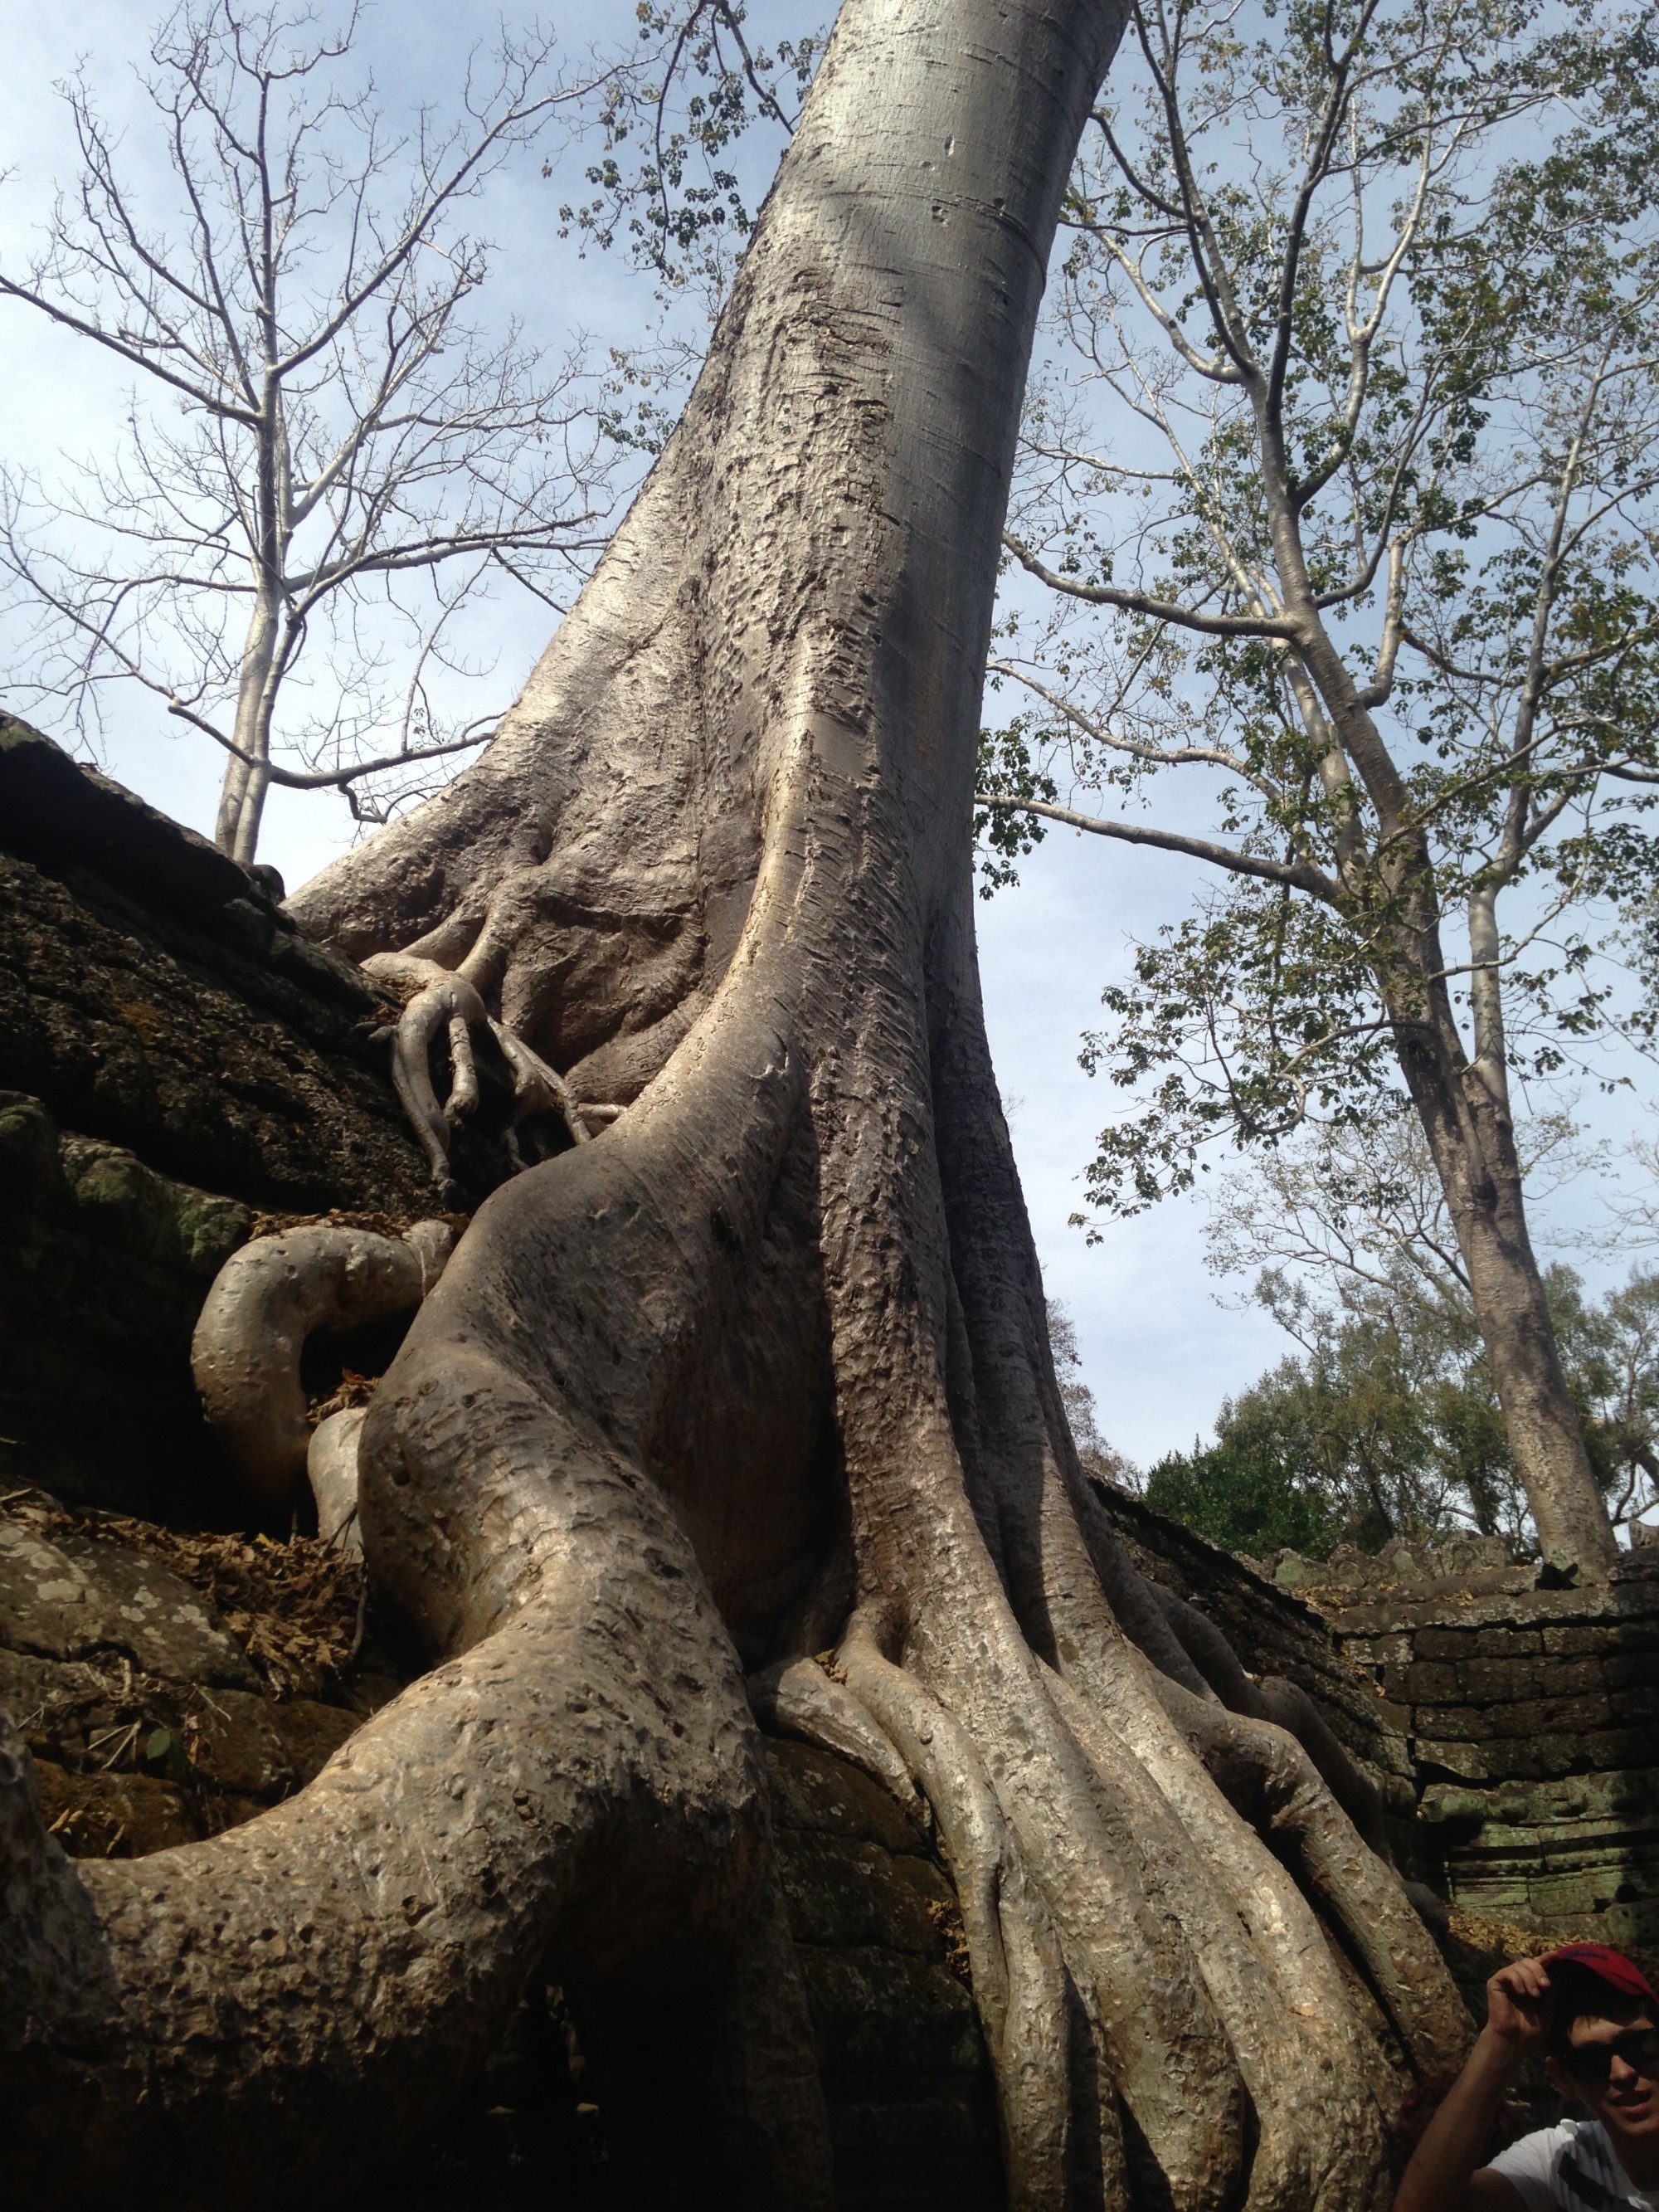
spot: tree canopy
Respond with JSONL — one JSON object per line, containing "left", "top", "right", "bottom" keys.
{"left": 967, "top": 0, "right": 1659, "bottom": 1570}
{"left": 1144, "top": 1115, "right": 1659, "bottom": 1557}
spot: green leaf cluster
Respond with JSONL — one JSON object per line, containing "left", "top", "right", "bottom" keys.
{"left": 1146, "top": 1261, "right": 1659, "bottom": 1557}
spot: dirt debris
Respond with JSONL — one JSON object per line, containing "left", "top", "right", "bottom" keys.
{"left": 1, "top": 1482, "right": 363, "bottom": 1699}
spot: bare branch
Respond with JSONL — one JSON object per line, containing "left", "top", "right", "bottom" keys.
{"left": 1004, "top": 533, "right": 1302, "bottom": 641}
{"left": 975, "top": 791, "right": 1340, "bottom": 902}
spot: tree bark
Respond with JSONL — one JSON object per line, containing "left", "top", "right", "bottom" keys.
{"left": 2, "top": 3, "right": 1471, "bottom": 2204}
{"left": 216, "top": 582, "right": 279, "bottom": 861}
{"left": 1387, "top": 967, "right": 1617, "bottom": 1573}
{"left": 1300, "top": 572, "right": 1616, "bottom": 1576}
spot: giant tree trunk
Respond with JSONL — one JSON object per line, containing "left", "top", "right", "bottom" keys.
{"left": 2, "top": 4, "right": 1472, "bottom": 2205}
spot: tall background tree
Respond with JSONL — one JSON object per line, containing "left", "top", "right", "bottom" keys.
{"left": 2, "top": 3, "right": 1474, "bottom": 2207}
{"left": 976, "top": 0, "right": 1659, "bottom": 1573}
{"left": 0, "top": 1, "right": 620, "bottom": 863}
{"left": 1142, "top": 1110, "right": 1659, "bottom": 1557}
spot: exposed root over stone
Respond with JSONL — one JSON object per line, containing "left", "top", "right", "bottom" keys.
{"left": 191, "top": 1219, "right": 454, "bottom": 1519}
{"left": 308, "top": 1407, "right": 367, "bottom": 1554}
{"left": 362, "top": 948, "right": 598, "bottom": 1186}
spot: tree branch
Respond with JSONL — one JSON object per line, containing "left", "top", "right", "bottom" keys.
{"left": 1003, "top": 533, "right": 1302, "bottom": 641}
{"left": 975, "top": 792, "right": 1340, "bottom": 902}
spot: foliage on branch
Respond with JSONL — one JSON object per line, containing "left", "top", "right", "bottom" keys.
{"left": 1150, "top": 1258, "right": 1659, "bottom": 1558}
{"left": 1150, "top": 1113, "right": 1659, "bottom": 1557}
{"left": 557, "top": 3, "right": 820, "bottom": 295}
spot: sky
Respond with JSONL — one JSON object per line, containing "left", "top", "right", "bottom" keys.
{"left": 2, "top": 0, "right": 1652, "bottom": 1472}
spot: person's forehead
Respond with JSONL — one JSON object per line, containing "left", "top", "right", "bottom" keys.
{"left": 1567, "top": 2005, "right": 1657, "bottom": 2044}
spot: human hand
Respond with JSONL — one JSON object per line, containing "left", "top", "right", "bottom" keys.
{"left": 1485, "top": 1956, "right": 1555, "bottom": 2054}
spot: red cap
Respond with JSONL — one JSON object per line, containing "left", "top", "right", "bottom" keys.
{"left": 1544, "top": 1946, "right": 1659, "bottom": 2008}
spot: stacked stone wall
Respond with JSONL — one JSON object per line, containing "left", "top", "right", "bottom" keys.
{"left": 1326, "top": 1560, "right": 1659, "bottom": 1946}
{"left": 1098, "top": 1485, "right": 1659, "bottom": 1947}
{"left": 0, "top": 717, "right": 527, "bottom": 1524}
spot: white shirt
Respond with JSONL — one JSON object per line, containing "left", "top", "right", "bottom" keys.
{"left": 1486, "top": 2119, "right": 1659, "bottom": 2210}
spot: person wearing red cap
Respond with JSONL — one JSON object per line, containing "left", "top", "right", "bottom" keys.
{"left": 1394, "top": 1944, "right": 1659, "bottom": 2210}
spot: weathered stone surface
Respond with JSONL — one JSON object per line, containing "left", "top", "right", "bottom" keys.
{"left": 1, "top": 712, "right": 266, "bottom": 933}
{"left": 187, "top": 1687, "right": 298, "bottom": 1798}
{"left": 34, "top": 1759, "right": 198, "bottom": 1855}
{"left": 271, "top": 1695, "right": 362, "bottom": 1786}
{"left": 1317, "top": 1547, "right": 1659, "bottom": 1943}
{"left": 0, "top": 1092, "right": 257, "bottom": 1517}
{"left": 0, "top": 725, "right": 552, "bottom": 1520}
{"left": 0, "top": 846, "right": 427, "bottom": 1214}
{"left": 1102, "top": 1499, "right": 1659, "bottom": 1948}
{"left": 0, "top": 1520, "right": 257, "bottom": 1683}
{"left": 0, "top": 1485, "right": 387, "bottom": 1897}
{"left": 767, "top": 1741, "right": 1001, "bottom": 2212}
{"left": 1331, "top": 1558, "right": 1659, "bottom": 1640}
{"left": 1475, "top": 1625, "right": 1543, "bottom": 1657}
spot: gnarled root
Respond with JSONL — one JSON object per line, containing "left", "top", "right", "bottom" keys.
{"left": 192, "top": 1219, "right": 454, "bottom": 1518}
{"left": 362, "top": 949, "right": 597, "bottom": 1187}
{"left": 1148, "top": 1669, "right": 1471, "bottom": 2078}
{"left": 839, "top": 1620, "right": 1117, "bottom": 2212}
{"left": 756, "top": 1594, "right": 1451, "bottom": 2211}
{"left": 748, "top": 1654, "right": 927, "bottom": 1824}
{"left": 0, "top": 1380, "right": 778, "bottom": 2209}
{"left": 308, "top": 1406, "right": 367, "bottom": 1552}
{"left": 363, "top": 953, "right": 492, "bottom": 1188}
{"left": 1072, "top": 1548, "right": 1465, "bottom": 2077}
{"left": 1148, "top": 1581, "right": 1398, "bottom": 1864}
{"left": 5, "top": 956, "right": 837, "bottom": 2210}
{"left": 488, "top": 1019, "right": 593, "bottom": 1153}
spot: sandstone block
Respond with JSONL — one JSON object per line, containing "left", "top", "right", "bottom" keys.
{"left": 779, "top": 1832, "right": 945, "bottom": 1958}
{"left": 1413, "top": 1629, "right": 1479, "bottom": 1660}
{"left": 1475, "top": 1626, "right": 1542, "bottom": 1656}
{"left": 33, "top": 1756, "right": 197, "bottom": 1854}
{"left": 1456, "top": 1658, "right": 1548, "bottom": 1702}
{"left": 270, "top": 1697, "right": 361, "bottom": 1785}
{"left": 1542, "top": 1625, "right": 1611, "bottom": 1657}
{"left": 1414, "top": 1739, "right": 1491, "bottom": 1781}
{"left": 1417, "top": 1705, "right": 1496, "bottom": 1741}
{"left": 766, "top": 1737, "right": 929, "bottom": 1856}
{"left": 0, "top": 1520, "right": 257, "bottom": 1686}
{"left": 1464, "top": 1675, "right": 1612, "bottom": 1723}
{"left": 188, "top": 1688, "right": 296, "bottom": 1799}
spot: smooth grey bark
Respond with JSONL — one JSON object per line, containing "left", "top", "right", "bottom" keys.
{"left": 191, "top": 1219, "right": 454, "bottom": 1518}
{"left": 1386, "top": 959, "right": 1617, "bottom": 1574}
{"left": 216, "top": 580, "right": 280, "bottom": 861}
{"left": 1295, "top": 620, "right": 1618, "bottom": 1577}
{"left": 3, "top": 4, "right": 1470, "bottom": 2205}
